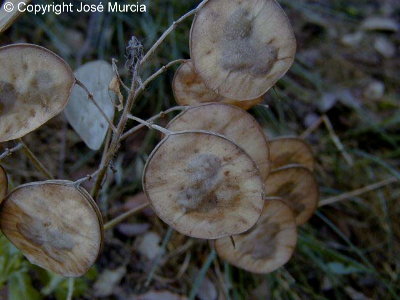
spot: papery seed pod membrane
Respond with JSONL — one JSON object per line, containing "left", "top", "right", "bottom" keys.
{"left": 0, "top": 0, "right": 30, "bottom": 33}
{"left": 215, "top": 199, "right": 297, "bottom": 273}
{"left": 143, "top": 131, "right": 265, "bottom": 239}
{"left": 0, "top": 165, "right": 7, "bottom": 203}
{"left": 0, "top": 181, "right": 103, "bottom": 277}
{"left": 65, "top": 60, "right": 116, "bottom": 150}
{"left": 167, "top": 103, "right": 270, "bottom": 180}
{"left": 172, "top": 60, "right": 263, "bottom": 110}
{"left": 190, "top": 0, "right": 296, "bottom": 100}
{"left": 269, "top": 137, "right": 315, "bottom": 171}
{"left": 0, "top": 44, "right": 74, "bottom": 142}
{"left": 265, "top": 165, "right": 319, "bottom": 225}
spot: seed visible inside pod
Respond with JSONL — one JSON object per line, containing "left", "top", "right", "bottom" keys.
{"left": 269, "top": 137, "right": 315, "bottom": 171}
{"left": 264, "top": 165, "right": 319, "bottom": 225}
{"left": 0, "top": 181, "right": 103, "bottom": 277}
{"left": 215, "top": 199, "right": 297, "bottom": 274}
{"left": 65, "top": 60, "right": 116, "bottom": 150}
{"left": 0, "top": 165, "right": 7, "bottom": 203}
{"left": 0, "top": 0, "right": 30, "bottom": 33}
{"left": 0, "top": 44, "right": 75, "bottom": 142}
{"left": 167, "top": 103, "right": 270, "bottom": 180}
{"left": 143, "top": 131, "right": 265, "bottom": 239}
{"left": 172, "top": 60, "right": 263, "bottom": 110}
{"left": 190, "top": 0, "right": 296, "bottom": 100}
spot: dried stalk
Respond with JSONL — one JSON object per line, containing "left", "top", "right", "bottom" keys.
{"left": 19, "top": 139, "right": 54, "bottom": 180}
{"left": 0, "top": 143, "right": 23, "bottom": 161}
{"left": 320, "top": 177, "right": 398, "bottom": 207}
{"left": 90, "top": 0, "right": 205, "bottom": 199}
{"left": 103, "top": 202, "right": 149, "bottom": 230}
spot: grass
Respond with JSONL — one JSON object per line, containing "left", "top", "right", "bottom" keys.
{"left": 0, "top": 0, "right": 399, "bottom": 298}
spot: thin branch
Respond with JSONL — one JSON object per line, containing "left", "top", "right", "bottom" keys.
{"left": 121, "top": 106, "right": 187, "bottom": 141}
{"left": 127, "top": 115, "right": 173, "bottom": 135}
{"left": 139, "top": 0, "right": 209, "bottom": 66}
{"left": 139, "top": 59, "right": 186, "bottom": 90}
{"left": 19, "top": 140, "right": 54, "bottom": 180}
{"left": 103, "top": 202, "right": 149, "bottom": 230}
{"left": 300, "top": 115, "right": 353, "bottom": 166}
{"left": 74, "top": 169, "right": 101, "bottom": 186}
{"left": 0, "top": 143, "right": 23, "bottom": 161}
{"left": 112, "top": 58, "right": 130, "bottom": 92}
{"left": 75, "top": 79, "right": 118, "bottom": 133}
{"left": 319, "top": 177, "right": 398, "bottom": 207}
{"left": 66, "top": 278, "right": 74, "bottom": 300}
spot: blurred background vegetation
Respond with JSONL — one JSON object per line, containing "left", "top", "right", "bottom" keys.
{"left": 0, "top": 0, "right": 399, "bottom": 299}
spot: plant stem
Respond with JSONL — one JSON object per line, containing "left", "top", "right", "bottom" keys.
{"left": 319, "top": 177, "right": 398, "bottom": 207}
{"left": 75, "top": 79, "right": 118, "bottom": 133}
{"left": 121, "top": 106, "right": 187, "bottom": 141}
{"left": 0, "top": 143, "right": 23, "bottom": 161}
{"left": 127, "top": 115, "right": 173, "bottom": 135}
{"left": 139, "top": 0, "right": 209, "bottom": 66}
{"left": 66, "top": 278, "right": 74, "bottom": 300}
{"left": 103, "top": 202, "right": 149, "bottom": 230}
{"left": 19, "top": 139, "right": 54, "bottom": 180}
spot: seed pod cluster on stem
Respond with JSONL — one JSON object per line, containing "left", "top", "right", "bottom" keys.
{"left": 0, "top": 0, "right": 320, "bottom": 279}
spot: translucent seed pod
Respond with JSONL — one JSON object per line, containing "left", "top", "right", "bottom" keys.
{"left": 265, "top": 165, "right": 319, "bottom": 225}
{"left": 0, "top": 181, "right": 104, "bottom": 277}
{"left": 167, "top": 103, "right": 270, "bottom": 180}
{"left": 143, "top": 131, "right": 265, "bottom": 239}
{"left": 0, "top": 44, "right": 75, "bottom": 142}
{"left": 215, "top": 199, "right": 297, "bottom": 273}
{"left": 269, "top": 137, "right": 315, "bottom": 171}
{"left": 190, "top": 0, "right": 296, "bottom": 100}
{"left": 173, "top": 60, "right": 263, "bottom": 110}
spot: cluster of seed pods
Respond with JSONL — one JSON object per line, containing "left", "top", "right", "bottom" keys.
{"left": 0, "top": 0, "right": 316, "bottom": 278}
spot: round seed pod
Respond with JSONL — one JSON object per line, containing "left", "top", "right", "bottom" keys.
{"left": 0, "top": 180, "right": 103, "bottom": 277}
{"left": 190, "top": 0, "right": 296, "bottom": 100}
{"left": 269, "top": 137, "right": 315, "bottom": 171}
{"left": 0, "top": 165, "right": 7, "bottom": 203}
{"left": 0, "top": 0, "right": 30, "bottom": 33}
{"left": 0, "top": 44, "right": 75, "bottom": 142}
{"left": 167, "top": 103, "right": 270, "bottom": 180}
{"left": 172, "top": 60, "right": 263, "bottom": 110}
{"left": 215, "top": 199, "right": 297, "bottom": 274}
{"left": 143, "top": 131, "right": 265, "bottom": 239}
{"left": 264, "top": 165, "right": 319, "bottom": 225}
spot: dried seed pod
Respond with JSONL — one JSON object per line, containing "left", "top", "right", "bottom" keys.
{"left": 143, "top": 131, "right": 265, "bottom": 239}
{"left": 0, "top": 44, "right": 74, "bottom": 142}
{"left": 0, "top": 0, "right": 30, "bottom": 33}
{"left": 0, "top": 181, "right": 103, "bottom": 277}
{"left": 190, "top": 0, "right": 296, "bottom": 100}
{"left": 269, "top": 137, "right": 315, "bottom": 171}
{"left": 0, "top": 165, "right": 7, "bottom": 203}
{"left": 65, "top": 60, "right": 116, "bottom": 150}
{"left": 215, "top": 199, "right": 297, "bottom": 274}
{"left": 265, "top": 165, "right": 319, "bottom": 225}
{"left": 173, "top": 60, "right": 263, "bottom": 110}
{"left": 167, "top": 103, "right": 270, "bottom": 180}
